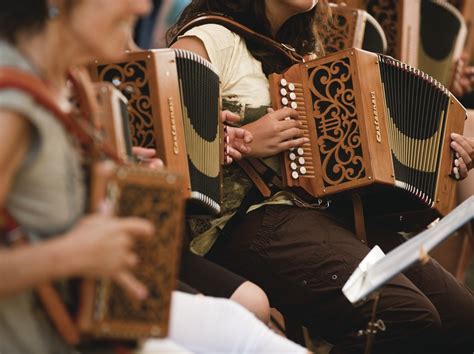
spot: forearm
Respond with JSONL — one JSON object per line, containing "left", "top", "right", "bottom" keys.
{"left": 0, "top": 236, "right": 79, "bottom": 297}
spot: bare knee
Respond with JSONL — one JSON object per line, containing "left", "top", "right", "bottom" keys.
{"left": 230, "top": 281, "right": 271, "bottom": 324}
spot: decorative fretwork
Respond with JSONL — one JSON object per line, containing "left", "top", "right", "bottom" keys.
{"left": 97, "top": 61, "right": 156, "bottom": 148}
{"left": 96, "top": 182, "right": 180, "bottom": 328}
{"left": 308, "top": 57, "right": 366, "bottom": 187}
{"left": 367, "top": 0, "right": 398, "bottom": 58}
{"left": 324, "top": 11, "right": 357, "bottom": 53}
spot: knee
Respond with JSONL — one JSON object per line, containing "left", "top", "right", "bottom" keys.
{"left": 230, "top": 281, "right": 271, "bottom": 324}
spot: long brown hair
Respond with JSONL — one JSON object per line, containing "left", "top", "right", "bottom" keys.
{"left": 167, "top": 0, "right": 331, "bottom": 74}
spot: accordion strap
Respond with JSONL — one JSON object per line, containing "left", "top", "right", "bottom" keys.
{"left": 0, "top": 67, "right": 121, "bottom": 162}
{"left": 170, "top": 13, "right": 304, "bottom": 64}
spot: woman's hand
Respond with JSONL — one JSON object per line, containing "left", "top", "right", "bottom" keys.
{"left": 451, "top": 133, "right": 473, "bottom": 180}
{"left": 222, "top": 110, "right": 253, "bottom": 164}
{"left": 242, "top": 107, "right": 309, "bottom": 158}
{"left": 132, "top": 146, "right": 164, "bottom": 169}
{"left": 62, "top": 214, "right": 154, "bottom": 300}
{"left": 451, "top": 54, "right": 474, "bottom": 98}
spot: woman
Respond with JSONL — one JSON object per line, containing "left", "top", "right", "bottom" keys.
{"left": 0, "top": 1, "right": 308, "bottom": 353}
{"left": 170, "top": 1, "right": 474, "bottom": 353}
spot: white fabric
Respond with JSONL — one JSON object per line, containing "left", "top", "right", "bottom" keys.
{"left": 179, "top": 24, "right": 271, "bottom": 120}
{"left": 141, "top": 291, "right": 307, "bottom": 354}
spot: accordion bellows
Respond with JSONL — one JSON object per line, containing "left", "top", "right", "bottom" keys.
{"left": 269, "top": 48, "right": 466, "bottom": 216}
{"left": 90, "top": 49, "right": 222, "bottom": 216}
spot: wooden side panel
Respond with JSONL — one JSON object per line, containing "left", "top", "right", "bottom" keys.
{"left": 353, "top": 50, "right": 395, "bottom": 186}
{"left": 398, "top": 0, "right": 420, "bottom": 67}
{"left": 434, "top": 96, "right": 466, "bottom": 215}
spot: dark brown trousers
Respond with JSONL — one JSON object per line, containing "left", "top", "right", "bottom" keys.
{"left": 206, "top": 204, "right": 474, "bottom": 354}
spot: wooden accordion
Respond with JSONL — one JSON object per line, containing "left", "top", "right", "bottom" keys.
{"left": 78, "top": 162, "right": 185, "bottom": 340}
{"left": 90, "top": 49, "right": 223, "bottom": 216}
{"left": 93, "top": 82, "right": 134, "bottom": 162}
{"left": 418, "top": 0, "right": 467, "bottom": 87}
{"left": 331, "top": 0, "right": 421, "bottom": 67}
{"left": 269, "top": 48, "right": 466, "bottom": 216}
{"left": 324, "top": 3, "right": 387, "bottom": 55}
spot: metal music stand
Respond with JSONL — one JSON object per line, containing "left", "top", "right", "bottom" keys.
{"left": 342, "top": 196, "right": 474, "bottom": 353}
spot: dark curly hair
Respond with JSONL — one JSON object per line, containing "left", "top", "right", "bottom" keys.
{"left": 167, "top": 0, "right": 331, "bottom": 74}
{"left": 0, "top": 0, "right": 75, "bottom": 43}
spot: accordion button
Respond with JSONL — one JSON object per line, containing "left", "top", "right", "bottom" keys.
{"left": 289, "top": 152, "right": 297, "bottom": 161}
{"left": 288, "top": 83, "right": 296, "bottom": 91}
{"left": 282, "top": 97, "right": 289, "bottom": 105}
{"left": 300, "top": 167, "right": 307, "bottom": 175}
{"left": 297, "top": 148, "right": 304, "bottom": 156}
{"left": 291, "top": 162, "right": 298, "bottom": 170}
{"left": 292, "top": 171, "right": 299, "bottom": 179}
{"left": 289, "top": 92, "right": 297, "bottom": 100}
{"left": 291, "top": 102, "right": 298, "bottom": 109}
{"left": 280, "top": 78, "right": 288, "bottom": 87}
{"left": 298, "top": 157, "right": 305, "bottom": 165}
{"left": 280, "top": 88, "right": 288, "bottom": 96}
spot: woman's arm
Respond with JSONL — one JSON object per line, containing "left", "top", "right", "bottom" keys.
{"left": 0, "top": 111, "right": 154, "bottom": 299}
{"left": 171, "top": 39, "right": 308, "bottom": 159}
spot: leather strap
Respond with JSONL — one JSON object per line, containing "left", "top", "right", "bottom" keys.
{"left": 352, "top": 193, "right": 368, "bottom": 244}
{"left": 238, "top": 160, "right": 272, "bottom": 198}
{"left": 0, "top": 67, "right": 122, "bottom": 162}
{"left": 170, "top": 13, "right": 304, "bottom": 64}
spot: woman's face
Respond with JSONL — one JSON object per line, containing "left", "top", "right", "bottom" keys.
{"left": 63, "top": 0, "right": 151, "bottom": 62}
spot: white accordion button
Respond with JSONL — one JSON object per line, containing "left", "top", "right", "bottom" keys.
{"left": 289, "top": 152, "right": 297, "bottom": 161}
{"left": 288, "top": 83, "right": 296, "bottom": 91}
{"left": 300, "top": 167, "right": 307, "bottom": 175}
{"left": 290, "top": 162, "right": 298, "bottom": 170}
{"left": 282, "top": 97, "right": 289, "bottom": 106}
{"left": 289, "top": 92, "right": 297, "bottom": 100}
{"left": 298, "top": 157, "right": 305, "bottom": 165}
{"left": 290, "top": 102, "right": 298, "bottom": 109}
{"left": 297, "top": 147, "right": 305, "bottom": 156}
{"left": 291, "top": 171, "right": 299, "bottom": 180}
{"left": 280, "top": 88, "right": 288, "bottom": 96}
{"left": 280, "top": 78, "right": 288, "bottom": 87}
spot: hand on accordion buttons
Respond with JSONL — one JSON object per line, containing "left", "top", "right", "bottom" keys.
{"left": 451, "top": 133, "right": 474, "bottom": 180}
{"left": 222, "top": 110, "right": 253, "bottom": 164}
{"left": 132, "top": 146, "right": 164, "bottom": 169}
{"left": 242, "top": 107, "right": 309, "bottom": 158}
{"left": 65, "top": 213, "right": 154, "bottom": 301}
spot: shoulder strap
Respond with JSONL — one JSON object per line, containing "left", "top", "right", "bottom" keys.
{"left": 0, "top": 67, "right": 121, "bottom": 162}
{"left": 170, "top": 13, "right": 304, "bottom": 64}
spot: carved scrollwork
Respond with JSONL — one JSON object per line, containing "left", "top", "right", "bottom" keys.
{"left": 97, "top": 60, "right": 156, "bottom": 148}
{"left": 324, "top": 12, "right": 354, "bottom": 53}
{"left": 308, "top": 57, "right": 366, "bottom": 187}
{"left": 103, "top": 183, "right": 180, "bottom": 323}
{"left": 367, "top": 0, "right": 398, "bottom": 57}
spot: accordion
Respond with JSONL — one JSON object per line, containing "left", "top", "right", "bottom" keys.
{"left": 324, "top": 3, "right": 387, "bottom": 55}
{"left": 90, "top": 49, "right": 223, "bottom": 216}
{"left": 93, "top": 82, "right": 134, "bottom": 162}
{"left": 418, "top": 0, "right": 467, "bottom": 87}
{"left": 77, "top": 162, "right": 185, "bottom": 339}
{"left": 269, "top": 48, "right": 466, "bottom": 217}
{"left": 331, "top": 0, "right": 421, "bottom": 66}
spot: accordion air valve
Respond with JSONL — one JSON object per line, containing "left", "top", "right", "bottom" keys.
{"left": 269, "top": 48, "right": 466, "bottom": 216}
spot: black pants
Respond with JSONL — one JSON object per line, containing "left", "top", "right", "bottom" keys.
{"left": 207, "top": 204, "right": 474, "bottom": 354}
